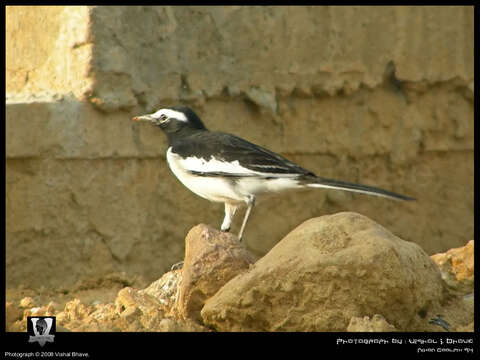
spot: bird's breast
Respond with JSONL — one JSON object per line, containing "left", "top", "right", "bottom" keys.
{"left": 165, "top": 147, "right": 246, "bottom": 203}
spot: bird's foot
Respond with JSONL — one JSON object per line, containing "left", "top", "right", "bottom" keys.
{"left": 170, "top": 261, "right": 184, "bottom": 271}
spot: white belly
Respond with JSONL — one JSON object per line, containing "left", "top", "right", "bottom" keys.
{"left": 166, "top": 147, "right": 301, "bottom": 204}
{"left": 166, "top": 148, "right": 246, "bottom": 203}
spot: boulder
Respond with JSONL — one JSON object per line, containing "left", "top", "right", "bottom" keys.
{"left": 176, "top": 224, "right": 255, "bottom": 322}
{"left": 201, "top": 212, "right": 444, "bottom": 331}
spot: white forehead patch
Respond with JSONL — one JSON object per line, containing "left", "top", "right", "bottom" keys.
{"left": 151, "top": 109, "right": 188, "bottom": 122}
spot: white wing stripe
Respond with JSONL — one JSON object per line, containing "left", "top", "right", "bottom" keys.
{"left": 168, "top": 148, "right": 299, "bottom": 178}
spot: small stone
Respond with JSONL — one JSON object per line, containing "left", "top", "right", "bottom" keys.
{"left": 19, "top": 297, "right": 35, "bottom": 308}
{"left": 431, "top": 240, "right": 474, "bottom": 294}
{"left": 30, "top": 307, "right": 45, "bottom": 316}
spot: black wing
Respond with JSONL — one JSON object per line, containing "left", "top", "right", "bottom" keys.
{"left": 171, "top": 131, "right": 315, "bottom": 177}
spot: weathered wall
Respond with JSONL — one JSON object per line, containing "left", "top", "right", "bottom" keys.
{"left": 6, "top": 6, "right": 474, "bottom": 289}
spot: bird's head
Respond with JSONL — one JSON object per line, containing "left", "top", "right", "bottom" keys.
{"left": 133, "top": 106, "right": 206, "bottom": 134}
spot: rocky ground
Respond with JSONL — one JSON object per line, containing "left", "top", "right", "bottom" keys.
{"left": 6, "top": 213, "right": 474, "bottom": 332}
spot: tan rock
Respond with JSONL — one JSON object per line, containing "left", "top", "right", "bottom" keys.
{"left": 19, "top": 297, "right": 35, "bottom": 308}
{"left": 115, "top": 287, "right": 163, "bottom": 317}
{"left": 431, "top": 240, "right": 474, "bottom": 294}
{"left": 114, "top": 286, "right": 167, "bottom": 331}
{"left": 61, "top": 299, "right": 94, "bottom": 322}
{"left": 177, "top": 224, "right": 255, "bottom": 322}
{"left": 347, "top": 314, "right": 397, "bottom": 332}
{"left": 201, "top": 212, "right": 444, "bottom": 331}
{"left": 139, "top": 269, "right": 182, "bottom": 317}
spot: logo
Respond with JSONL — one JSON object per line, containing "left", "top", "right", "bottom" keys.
{"left": 27, "top": 316, "right": 55, "bottom": 347}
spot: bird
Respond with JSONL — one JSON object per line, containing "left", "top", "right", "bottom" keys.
{"left": 133, "top": 105, "right": 415, "bottom": 241}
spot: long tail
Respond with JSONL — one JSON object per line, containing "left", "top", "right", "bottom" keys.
{"left": 302, "top": 175, "right": 415, "bottom": 201}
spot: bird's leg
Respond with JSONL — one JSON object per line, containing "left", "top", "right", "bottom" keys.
{"left": 238, "top": 195, "right": 256, "bottom": 242}
{"left": 221, "top": 203, "right": 237, "bottom": 232}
